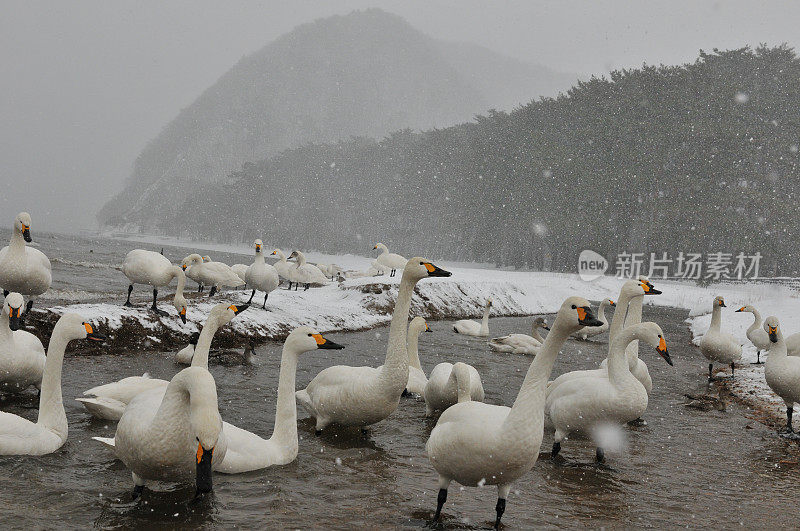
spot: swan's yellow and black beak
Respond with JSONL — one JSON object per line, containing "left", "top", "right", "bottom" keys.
{"left": 656, "top": 335, "right": 673, "bottom": 366}
{"left": 424, "top": 323, "right": 433, "bottom": 333}
{"left": 313, "top": 333, "right": 345, "bottom": 349}
{"left": 609, "top": 300, "right": 616, "bottom": 307}
{"left": 181, "top": 264, "right": 187, "bottom": 271}
{"left": 735, "top": 306, "right": 746, "bottom": 312}
{"left": 195, "top": 443, "right": 214, "bottom": 495}
{"left": 21, "top": 224, "right": 31, "bottom": 243}
{"left": 179, "top": 306, "right": 187, "bottom": 324}
{"left": 83, "top": 322, "right": 106, "bottom": 342}
{"left": 576, "top": 306, "right": 604, "bottom": 326}
{"left": 640, "top": 280, "right": 662, "bottom": 295}
{"left": 255, "top": 244, "right": 261, "bottom": 252}
{"left": 8, "top": 306, "right": 22, "bottom": 331}
{"left": 768, "top": 325, "right": 778, "bottom": 343}
{"left": 423, "top": 262, "right": 452, "bottom": 277}
{"left": 718, "top": 299, "right": 727, "bottom": 307}
{"left": 227, "top": 304, "right": 249, "bottom": 316}
{"left": 542, "top": 324, "right": 551, "bottom": 331}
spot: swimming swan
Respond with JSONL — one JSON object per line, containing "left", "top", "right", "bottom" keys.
{"left": 735, "top": 305, "right": 771, "bottom": 364}
{"left": 94, "top": 365, "right": 225, "bottom": 498}
{"left": 181, "top": 254, "right": 244, "bottom": 297}
{"left": 122, "top": 249, "right": 188, "bottom": 320}
{"left": 489, "top": 316, "right": 549, "bottom": 355}
{"left": 0, "top": 212, "right": 52, "bottom": 312}
{"left": 373, "top": 243, "right": 407, "bottom": 277}
{"left": 0, "top": 313, "right": 104, "bottom": 455}
{"left": 245, "top": 240, "right": 279, "bottom": 308}
{"left": 571, "top": 298, "right": 615, "bottom": 340}
{"left": 763, "top": 317, "right": 800, "bottom": 434}
{"left": 0, "top": 293, "right": 45, "bottom": 393}
{"left": 77, "top": 304, "right": 249, "bottom": 420}
{"left": 425, "top": 297, "right": 603, "bottom": 528}
{"left": 700, "top": 296, "right": 742, "bottom": 380}
{"left": 296, "top": 258, "right": 451, "bottom": 432}
{"left": 287, "top": 251, "right": 327, "bottom": 290}
{"left": 215, "top": 327, "right": 343, "bottom": 473}
{"left": 453, "top": 299, "right": 492, "bottom": 337}
{"left": 546, "top": 322, "right": 672, "bottom": 462}
{"left": 423, "top": 361, "right": 484, "bottom": 416}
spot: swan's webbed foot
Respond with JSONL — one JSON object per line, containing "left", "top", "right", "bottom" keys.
{"left": 131, "top": 484, "right": 144, "bottom": 500}
{"left": 494, "top": 498, "right": 506, "bottom": 530}
{"left": 150, "top": 307, "right": 169, "bottom": 317}
{"left": 627, "top": 417, "right": 647, "bottom": 427}
{"left": 304, "top": 283, "right": 309, "bottom": 291}
{"left": 432, "top": 488, "right": 447, "bottom": 523}
{"left": 314, "top": 429, "right": 322, "bottom": 436}
{"left": 401, "top": 389, "right": 410, "bottom": 397}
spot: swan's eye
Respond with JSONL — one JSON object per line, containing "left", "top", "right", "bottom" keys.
{"left": 658, "top": 334, "right": 662, "bottom": 338}
{"left": 571, "top": 304, "right": 576, "bottom": 309}
{"left": 419, "top": 262, "right": 423, "bottom": 265}
{"left": 308, "top": 333, "right": 312, "bottom": 337}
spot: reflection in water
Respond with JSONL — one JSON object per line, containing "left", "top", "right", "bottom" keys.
{"left": 1, "top": 307, "right": 800, "bottom": 528}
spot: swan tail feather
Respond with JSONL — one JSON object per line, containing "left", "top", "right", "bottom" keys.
{"left": 76, "top": 397, "right": 126, "bottom": 421}
{"left": 91, "top": 436, "right": 116, "bottom": 448}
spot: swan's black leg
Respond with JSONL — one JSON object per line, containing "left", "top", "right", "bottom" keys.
{"left": 262, "top": 292, "right": 268, "bottom": 309}
{"left": 124, "top": 284, "right": 134, "bottom": 307}
{"left": 596, "top": 447, "right": 605, "bottom": 463}
{"left": 304, "top": 283, "right": 309, "bottom": 291}
{"left": 787, "top": 406, "right": 794, "bottom": 433}
{"left": 197, "top": 284, "right": 203, "bottom": 293}
{"left": 752, "top": 350, "right": 763, "bottom": 364}
{"left": 132, "top": 484, "right": 144, "bottom": 500}
{"left": 294, "top": 283, "right": 298, "bottom": 291}
{"left": 708, "top": 363, "right": 714, "bottom": 381}
{"left": 150, "top": 288, "right": 168, "bottom": 316}
{"left": 730, "top": 362, "right": 735, "bottom": 379}
{"left": 247, "top": 289, "right": 255, "bottom": 304}
{"left": 401, "top": 388, "right": 410, "bottom": 397}
{"left": 2, "top": 290, "right": 7, "bottom": 297}
{"left": 433, "top": 488, "right": 447, "bottom": 522}
{"left": 208, "top": 285, "right": 217, "bottom": 297}
{"left": 551, "top": 441, "right": 561, "bottom": 458}
{"left": 494, "top": 498, "right": 506, "bottom": 530}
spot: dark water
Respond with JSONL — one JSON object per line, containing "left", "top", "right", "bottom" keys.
{"left": 0, "top": 306, "right": 797, "bottom": 529}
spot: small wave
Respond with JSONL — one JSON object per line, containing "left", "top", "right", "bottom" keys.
{"left": 51, "top": 257, "right": 121, "bottom": 271}
{"left": 38, "top": 289, "right": 116, "bottom": 302}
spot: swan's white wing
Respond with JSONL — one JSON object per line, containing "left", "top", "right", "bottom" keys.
{"left": 76, "top": 397, "right": 128, "bottom": 420}
{"left": 214, "top": 420, "right": 288, "bottom": 474}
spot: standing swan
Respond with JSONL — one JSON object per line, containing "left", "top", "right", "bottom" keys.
{"left": 546, "top": 322, "right": 672, "bottom": 462}
{"left": 426, "top": 297, "right": 602, "bottom": 528}
{"left": 181, "top": 254, "right": 244, "bottom": 297}
{"left": 373, "top": 243, "right": 407, "bottom": 277}
{"left": 245, "top": 239, "right": 279, "bottom": 308}
{"left": 453, "top": 299, "right": 492, "bottom": 336}
{"left": 296, "top": 258, "right": 451, "bottom": 432}
{"left": 736, "top": 305, "right": 771, "bottom": 364}
{"left": 423, "top": 361, "right": 484, "bottom": 416}
{"left": 0, "top": 313, "right": 104, "bottom": 455}
{"left": 763, "top": 317, "right": 800, "bottom": 435}
{"left": 0, "top": 293, "right": 45, "bottom": 393}
{"left": 489, "top": 317, "right": 549, "bottom": 355}
{"left": 571, "top": 298, "right": 615, "bottom": 340}
{"left": 0, "top": 212, "right": 52, "bottom": 313}
{"left": 216, "top": 327, "right": 344, "bottom": 473}
{"left": 122, "top": 249, "right": 188, "bottom": 321}
{"left": 271, "top": 249, "right": 296, "bottom": 289}
{"left": 287, "top": 251, "right": 328, "bottom": 290}
{"left": 700, "top": 296, "right": 742, "bottom": 380}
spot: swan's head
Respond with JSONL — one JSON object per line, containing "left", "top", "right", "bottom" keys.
{"left": 55, "top": 313, "right": 106, "bottom": 343}
{"left": 183, "top": 367, "right": 222, "bottom": 494}
{"left": 638, "top": 278, "right": 661, "bottom": 295}
{"left": 286, "top": 325, "right": 345, "bottom": 353}
{"left": 402, "top": 257, "right": 452, "bottom": 281}
{"left": 187, "top": 332, "right": 200, "bottom": 346}
{"left": 181, "top": 254, "right": 204, "bottom": 271}
{"left": 207, "top": 303, "right": 249, "bottom": 329}
{"left": 735, "top": 304, "right": 754, "bottom": 313}
{"left": 533, "top": 316, "right": 550, "bottom": 331}
{"left": 629, "top": 322, "right": 672, "bottom": 366}
{"left": 270, "top": 248, "right": 284, "bottom": 259}
{"left": 254, "top": 239, "right": 263, "bottom": 254}
{"left": 373, "top": 243, "right": 388, "bottom": 252}
{"left": 603, "top": 298, "right": 616, "bottom": 308}
{"left": 288, "top": 250, "right": 299, "bottom": 260}
{"left": 202, "top": 256, "right": 211, "bottom": 262}
{"left": 14, "top": 212, "right": 32, "bottom": 242}
{"left": 3, "top": 292, "right": 25, "bottom": 331}
{"left": 764, "top": 316, "right": 780, "bottom": 343}
{"left": 486, "top": 299, "right": 493, "bottom": 308}
{"left": 174, "top": 296, "right": 188, "bottom": 324}
{"left": 713, "top": 295, "right": 726, "bottom": 308}
{"left": 556, "top": 296, "right": 603, "bottom": 332}
{"left": 409, "top": 316, "right": 430, "bottom": 336}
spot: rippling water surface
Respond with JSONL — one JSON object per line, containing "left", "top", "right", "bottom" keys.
{"left": 0, "top": 303, "right": 798, "bottom": 529}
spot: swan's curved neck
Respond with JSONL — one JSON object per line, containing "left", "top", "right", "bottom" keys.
{"left": 710, "top": 304, "right": 723, "bottom": 331}
{"left": 8, "top": 227, "right": 25, "bottom": 252}
{"left": 277, "top": 251, "right": 287, "bottom": 263}
{"left": 480, "top": 304, "right": 490, "bottom": 334}
{"left": 254, "top": 250, "right": 265, "bottom": 264}
{"left": 191, "top": 315, "right": 224, "bottom": 369}
{"left": 37, "top": 321, "right": 70, "bottom": 436}
{"left": 452, "top": 363, "right": 471, "bottom": 403}
{"left": 407, "top": 327, "right": 423, "bottom": 371}
{"left": 607, "top": 326, "right": 642, "bottom": 386}
{"left": 504, "top": 316, "right": 571, "bottom": 432}
{"left": 378, "top": 274, "right": 415, "bottom": 391}
{"left": 746, "top": 309, "right": 762, "bottom": 333}
{"left": 530, "top": 323, "right": 544, "bottom": 343}
{"left": 624, "top": 295, "right": 644, "bottom": 367}
{"left": 608, "top": 291, "right": 639, "bottom": 343}
{"left": 150, "top": 368, "right": 218, "bottom": 438}
{"left": 296, "top": 253, "right": 306, "bottom": 266}
{"left": 0, "top": 311, "right": 12, "bottom": 340}
{"left": 172, "top": 266, "right": 186, "bottom": 297}
{"left": 269, "top": 344, "right": 300, "bottom": 452}
{"left": 768, "top": 330, "right": 787, "bottom": 360}
{"left": 598, "top": 300, "right": 609, "bottom": 323}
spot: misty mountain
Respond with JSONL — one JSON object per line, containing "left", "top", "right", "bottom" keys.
{"left": 167, "top": 45, "right": 800, "bottom": 275}
{"left": 99, "top": 8, "right": 575, "bottom": 228}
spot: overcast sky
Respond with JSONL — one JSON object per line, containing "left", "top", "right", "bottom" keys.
{"left": 2, "top": 0, "right": 799, "bottom": 232}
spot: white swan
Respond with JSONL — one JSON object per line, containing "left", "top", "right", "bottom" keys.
{"left": 426, "top": 297, "right": 603, "bottom": 528}
{"left": 700, "top": 296, "right": 742, "bottom": 380}
{"left": 216, "top": 327, "right": 344, "bottom": 473}
{"left": 763, "top": 317, "right": 800, "bottom": 434}
{"left": 406, "top": 317, "right": 431, "bottom": 395}
{"left": 0, "top": 212, "right": 52, "bottom": 312}
{"left": 231, "top": 263, "right": 248, "bottom": 283}
{"left": 270, "top": 249, "right": 297, "bottom": 289}
{"left": 489, "top": 316, "right": 549, "bottom": 355}
{"left": 77, "top": 303, "right": 249, "bottom": 420}
{"left": 423, "top": 361, "right": 484, "bottom": 417}
{"left": 94, "top": 365, "right": 225, "bottom": 497}
{"left": 571, "top": 298, "right": 615, "bottom": 340}
{"left": 315, "top": 263, "right": 343, "bottom": 279}
{"left": 0, "top": 293, "right": 45, "bottom": 393}
{"left": 287, "top": 251, "right": 328, "bottom": 290}
{"left": 245, "top": 239, "right": 279, "bottom": 308}
{"left": 453, "top": 299, "right": 492, "bottom": 337}
{"left": 175, "top": 332, "right": 200, "bottom": 365}
{"left": 373, "top": 243, "right": 407, "bottom": 277}
{"left": 546, "top": 278, "right": 660, "bottom": 395}
{"left": 735, "top": 304, "right": 771, "bottom": 364}
{"left": 546, "top": 322, "right": 672, "bottom": 462}
{"left": 0, "top": 313, "right": 104, "bottom": 455}
{"left": 296, "top": 258, "right": 451, "bottom": 432}
{"left": 181, "top": 254, "right": 244, "bottom": 296}
{"left": 122, "top": 249, "right": 188, "bottom": 321}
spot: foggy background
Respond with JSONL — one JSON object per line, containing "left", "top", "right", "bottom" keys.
{"left": 2, "top": 0, "right": 800, "bottom": 232}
